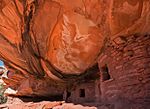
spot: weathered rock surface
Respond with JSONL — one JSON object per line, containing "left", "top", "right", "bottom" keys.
{"left": 0, "top": 0, "right": 150, "bottom": 103}
{"left": 0, "top": 101, "right": 99, "bottom": 109}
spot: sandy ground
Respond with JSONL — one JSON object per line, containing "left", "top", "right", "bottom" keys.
{"left": 0, "top": 101, "right": 110, "bottom": 109}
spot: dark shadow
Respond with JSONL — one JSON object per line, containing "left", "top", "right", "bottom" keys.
{"left": 8, "top": 95, "right": 63, "bottom": 102}
{"left": 101, "top": 65, "right": 111, "bottom": 81}
{"left": 80, "top": 89, "right": 85, "bottom": 98}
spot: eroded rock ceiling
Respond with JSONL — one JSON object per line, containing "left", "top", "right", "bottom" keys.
{"left": 0, "top": 0, "right": 150, "bottom": 96}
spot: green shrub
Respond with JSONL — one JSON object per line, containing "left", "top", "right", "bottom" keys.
{"left": 0, "top": 83, "right": 7, "bottom": 104}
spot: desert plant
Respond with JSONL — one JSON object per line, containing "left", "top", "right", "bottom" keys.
{"left": 0, "top": 83, "right": 7, "bottom": 104}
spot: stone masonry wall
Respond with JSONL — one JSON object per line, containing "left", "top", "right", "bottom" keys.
{"left": 67, "top": 81, "right": 96, "bottom": 103}
{"left": 98, "top": 34, "right": 150, "bottom": 108}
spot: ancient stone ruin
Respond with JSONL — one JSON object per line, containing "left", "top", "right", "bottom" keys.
{"left": 0, "top": 0, "right": 150, "bottom": 109}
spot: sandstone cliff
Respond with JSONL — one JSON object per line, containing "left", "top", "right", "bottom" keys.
{"left": 0, "top": 0, "right": 150, "bottom": 98}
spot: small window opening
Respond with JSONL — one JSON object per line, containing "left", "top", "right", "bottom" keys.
{"left": 79, "top": 89, "right": 85, "bottom": 97}
{"left": 67, "top": 91, "right": 71, "bottom": 98}
{"left": 101, "top": 65, "right": 111, "bottom": 81}
{"left": 127, "top": 50, "right": 134, "bottom": 57}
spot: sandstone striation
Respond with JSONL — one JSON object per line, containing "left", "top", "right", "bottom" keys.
{"left": 0, "top": 0, "right": 150, "bottom": 108}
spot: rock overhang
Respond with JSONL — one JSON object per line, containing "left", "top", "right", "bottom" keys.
{"left": 0, "top": 0, "right": 150, "bottom": 97}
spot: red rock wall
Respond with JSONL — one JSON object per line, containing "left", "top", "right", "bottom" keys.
{"left": 1, "top": 0, "right": 150, "bottom": 101}
{"left": 98, "top": 34, "right": 150, "bottom": 107}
